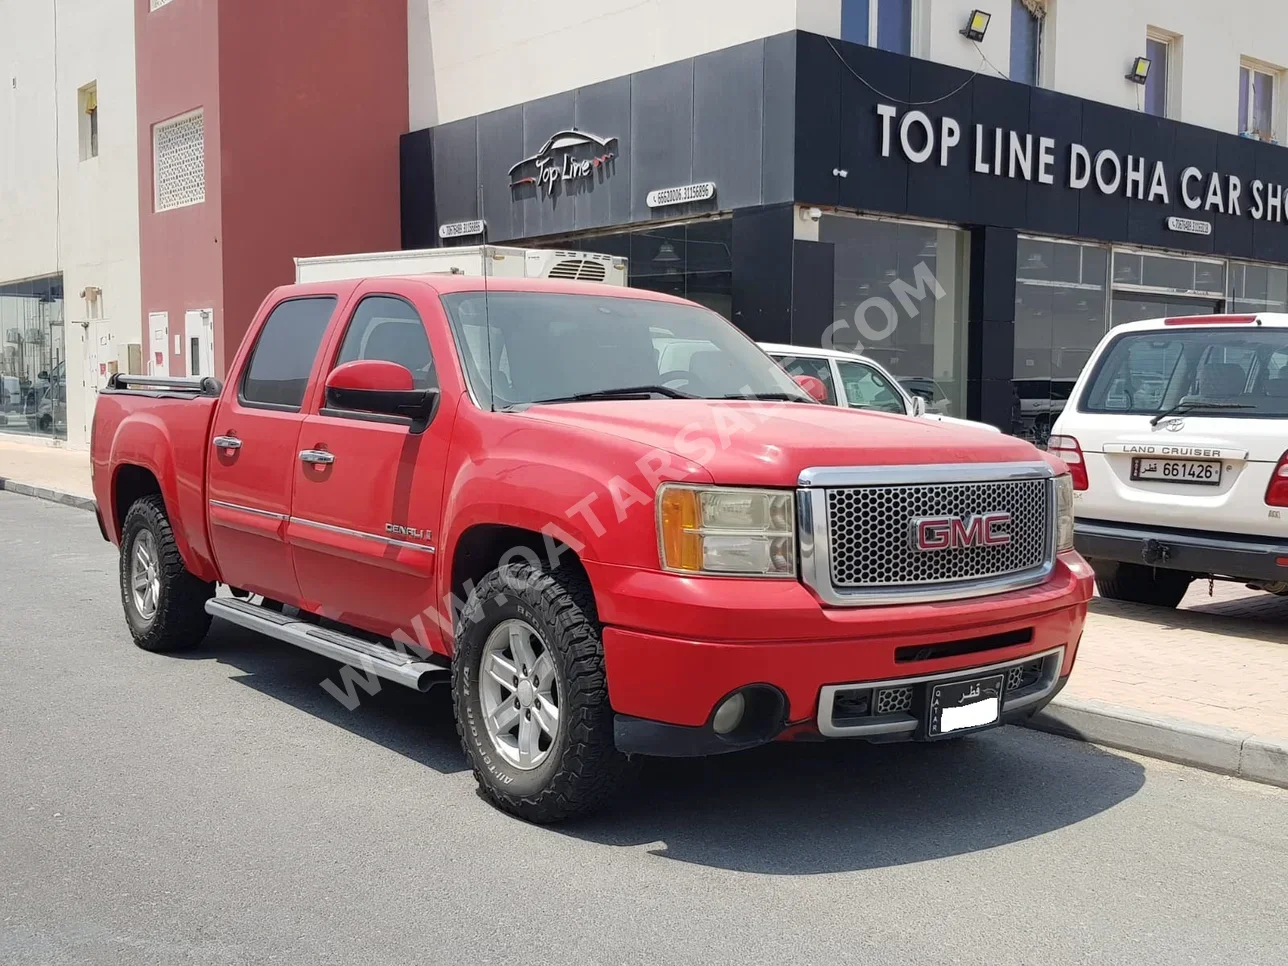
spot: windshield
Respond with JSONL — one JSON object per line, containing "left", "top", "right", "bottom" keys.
{"left": 440, "top": 292, "right": 809, "bottom": 408}
{"left": 1080, "top": 327, "right": 1288, "bottom": 417}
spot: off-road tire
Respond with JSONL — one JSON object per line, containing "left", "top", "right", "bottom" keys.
{"left": 120, "top": 495, "right": 214, "bottom": 652}
{"left": 1093, "top": 560, "right": 1191, "bottom": 609}
{"left": 453, "top": 562, "right": 633, "bottom": 823}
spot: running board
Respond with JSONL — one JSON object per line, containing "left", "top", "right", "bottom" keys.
{"left": 205, "top": 597, "right": 449, "bottom": 692}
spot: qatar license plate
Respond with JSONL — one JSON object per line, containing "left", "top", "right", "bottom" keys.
{"left": 1130, "top": 457, "right": 1222, "bottom": 486}
{"left": 927, "top": 674, "right": 1003, "bottom": 737}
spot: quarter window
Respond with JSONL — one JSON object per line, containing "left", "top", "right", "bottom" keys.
{"left": 240, "top": 297, "right": 337, "bottom": 410}
{"left": 334, "top": 296, "right": 437, "bottom": 391}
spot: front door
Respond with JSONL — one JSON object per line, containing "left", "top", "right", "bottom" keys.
{"left": 288, "top": 286, "right": 450, "bottom": 645}
{"left": 205, "top": 295, "right": 340, "bottom": 604}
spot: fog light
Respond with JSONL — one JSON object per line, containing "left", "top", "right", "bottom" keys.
{"left": 711, "top": 693, "right": 746, "bottom": 735}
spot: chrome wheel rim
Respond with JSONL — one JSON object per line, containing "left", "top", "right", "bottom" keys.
{"left": 479, "top": 619, "right": 559, "bottom": 770}
{"left": 130, "top": 530, "right": 161, "bottom": 622}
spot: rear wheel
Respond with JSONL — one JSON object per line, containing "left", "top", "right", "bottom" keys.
{"left": 119, "top": 495, "right": 214, "bottom": 651}
{"left": 1093, "top": 561, "right": 1191, "bottom": 609}
{"left": 453, "top": 562, "right": 633, "bottom": 823}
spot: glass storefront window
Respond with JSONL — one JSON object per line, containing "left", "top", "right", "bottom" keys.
{"left": 1112, "top": 250, "right": 1225, "bottom": 297}
{"left": 557, "top": 218, "right": 734, "bottom": 321}
{"left": 820, "top": 215, "right": 970, "bottom": 417}
{"left": 0, "top": 275, "right": 66, "bottom": 440}
{"left": 1229, "top": 260, "right": 1288, "bottom": 313}
{"left": 1013, "top": 238, "right": 1109, "bottom": 444}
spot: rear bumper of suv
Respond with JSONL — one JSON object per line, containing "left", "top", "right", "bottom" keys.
{"left": 591, "top": 553, "right": 1092, "bottom": 755}
{"left": 1075, "top": 519, "right": 1288, "bottom": 583}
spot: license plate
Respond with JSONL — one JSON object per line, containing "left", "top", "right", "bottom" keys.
{"left": 1130, "top": 457, "right": 1223, "bottom": 486}
{"left": 927, "top": 674, "right": 1003, "bottom": 737}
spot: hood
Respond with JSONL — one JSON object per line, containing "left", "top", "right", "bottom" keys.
{"left": 925, "top": 412, "right": 1003, "bottom": 434}
{"left": 519, "top": 400, "right": 1042, "bottom": 487}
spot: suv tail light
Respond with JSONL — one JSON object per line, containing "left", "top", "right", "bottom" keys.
{"left": 1047, "top": 435, "right": 1088, "bottom": 490}
{"left": 1267, "top": 452, "right": 1288, "bottom": 507}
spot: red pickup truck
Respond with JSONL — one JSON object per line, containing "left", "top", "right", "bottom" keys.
{"left": 92, "top": 275, "right": 1093, "bottom": 822}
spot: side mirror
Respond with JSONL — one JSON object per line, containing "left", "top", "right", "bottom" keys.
{"left": 325, "top": 360, "right": 440, "bottom": 434}
{"left": 793, "top": 373, "right": 830, "bottom": 403}
{"left": 910, "top": 395, "right": 927, "bottom": 417}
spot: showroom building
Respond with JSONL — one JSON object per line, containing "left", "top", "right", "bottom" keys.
{"left": 403, "top": 28, "right": 1288, "bottom": 434}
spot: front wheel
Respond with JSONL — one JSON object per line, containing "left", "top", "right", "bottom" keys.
{"left": 1092, "top": 560, "right": 1191, "bottom": 609}
{"left": 453, "top": 562, "right": 633, "bottom": 823}
{"left": 119, "top": 495, "right": 214, "bottom": 651}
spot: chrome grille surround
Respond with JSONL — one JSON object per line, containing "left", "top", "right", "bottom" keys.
{"left": 797, "top": 461, "right": 1057, "bottom": 606}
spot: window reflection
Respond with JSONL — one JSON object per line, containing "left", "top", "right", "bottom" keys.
{"left": 0, "top": 274, "right": 66, "bottom": 440}
{"left": 821, "top": 215, "right": 969, "bottom": 417}
{"left": 1012, "top": 239, "right": 1107, "bottom": 445}
{"left": 555, "top": 218, "right": 734, "bottom": 321}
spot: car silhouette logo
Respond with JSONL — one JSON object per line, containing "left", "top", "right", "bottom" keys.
{"left": 509, "top": 129, "right": 618, "bottom": 190}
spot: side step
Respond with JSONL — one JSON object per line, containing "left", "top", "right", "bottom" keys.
{"left": 205, "top": 597, "right": 449, "bottom": 692}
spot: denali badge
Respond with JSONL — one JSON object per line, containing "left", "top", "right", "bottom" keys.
{"left": 386, "top": 523, "right": 431, "bottom": 542}
{"left": 911, "top": 513, "right": 1013, "bottom": 551}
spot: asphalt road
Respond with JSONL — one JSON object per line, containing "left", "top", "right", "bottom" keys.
{"left": 2, "top": 492, "right": 1286, "bottom": 965}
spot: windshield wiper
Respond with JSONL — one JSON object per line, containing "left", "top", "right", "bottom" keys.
{"left": 1149, "top": 401, "right": 1255, "bottom": 426}
{"left": 529, "top": 385, "right": 699, "bottom": 405}
{"left": 714, "top": 391, "right": 812, "bottom": 402}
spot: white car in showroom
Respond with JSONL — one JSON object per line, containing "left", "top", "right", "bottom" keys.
{"left": 1049, "top": 313, "right": 1288, "bottom": 607}
{"left": 759, "top": 344, "right": 1000, "bottom": 432}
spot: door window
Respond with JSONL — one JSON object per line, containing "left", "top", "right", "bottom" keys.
{"left": 333, "top": 296, "right": 437, "bottom": 393}
{"left": 240, "top": 297, "right": 336, "bottom": 410}
{"left": 836, "top": 360, "right": 906, "bottom": 413}
{"left": 768, "top": 354, "right": 838, "bottom": 405}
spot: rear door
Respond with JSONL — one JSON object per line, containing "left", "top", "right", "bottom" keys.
{"left": 206, "top": 294, "right": 340, "bottom": 603}
{"left": 287, "top": 282, "right": 454, "bottom": 643}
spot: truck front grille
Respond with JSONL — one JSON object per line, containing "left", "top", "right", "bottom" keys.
{"left": 797, "top": 463, "right": 1057, "bottom": 606}
{"left": 826, "top": 479, "right": 1050, "bottom": 589}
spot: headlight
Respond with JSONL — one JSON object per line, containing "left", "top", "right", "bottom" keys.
{"left": 657, "top": 484, "right": 796, "bottom": 577}
{"left": 1054, "top": 473, "right": 1074, "bottom": 552}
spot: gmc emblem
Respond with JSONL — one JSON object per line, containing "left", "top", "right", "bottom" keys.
{"left": 910, "top": 512, "right": 1013, "bottom": 551}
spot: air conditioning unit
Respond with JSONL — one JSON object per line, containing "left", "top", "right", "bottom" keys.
{"left": 523, "top": 249, "right": 626, "bottom": 285}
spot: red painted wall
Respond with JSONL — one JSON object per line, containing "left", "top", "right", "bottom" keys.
{"left": 135, "top": 0, "right": 408, "bottom": 377}
{"left": 217, "top": 0, "right": 409, "bottom": 367}
{"left": 135, "top": 0, "right": 224, "bottom": 377}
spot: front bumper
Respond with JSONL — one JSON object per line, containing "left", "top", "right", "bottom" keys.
{"left": 591, "top": 553, "right": 1092, "bottom": 753}
{"left": 1076, "top": 519, "right": 1288, "bottom": 583}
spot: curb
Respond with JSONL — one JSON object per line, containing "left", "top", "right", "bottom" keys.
{"left": 0, "top": 477, "right": 96, "bottom": 513}
{"left": 1027, "top": 697, "right": 1288, "bottom": 791}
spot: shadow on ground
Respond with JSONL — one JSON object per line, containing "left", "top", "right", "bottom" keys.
{"left": 551, "top": 728, "right": 1146, "bottom": 874}
{"left": 180, "top": 618, "right": 466, "bottom": 774}
{"left": 190, "top": 622, "right": 1146, "bottom": 875}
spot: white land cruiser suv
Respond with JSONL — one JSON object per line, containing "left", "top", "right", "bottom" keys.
{"left": 1049, "top": 313, "right": 1288, "bottom": 608}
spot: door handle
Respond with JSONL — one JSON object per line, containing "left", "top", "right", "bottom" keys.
{"left": 213, "top": 435, "right": 241, "bottom": 450}
{"left": 299, "top": 449, "right": 335, "bottom": 465}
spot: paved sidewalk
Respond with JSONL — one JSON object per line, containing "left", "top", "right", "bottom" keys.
{"left": 1070, "top": 582, "right": 1288, "bottom": 742}
{"left": 0, "top": 436, "right": 93, "bottom": 504}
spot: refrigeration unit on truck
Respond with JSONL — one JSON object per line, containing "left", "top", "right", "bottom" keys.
{"left": 294, "top": 245, "right": 628, "bottom": 286}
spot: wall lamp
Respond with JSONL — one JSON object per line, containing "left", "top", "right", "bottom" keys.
{"left": 960, "top": 10, "right": 992, "bottom": 42}
{"left": 1127, "top": 56, "right": 1152, "bottom": 84}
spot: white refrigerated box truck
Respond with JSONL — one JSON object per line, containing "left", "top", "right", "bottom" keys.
{"left": 294, "top": 245, "right": 628, "bottom": 286}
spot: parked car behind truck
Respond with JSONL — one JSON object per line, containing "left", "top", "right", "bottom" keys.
{"left": 92, "top": 275, "right": 1092, "bottom": 822}
{"left": 1051, "top": 312, "right": 1288, "bottom": 607}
